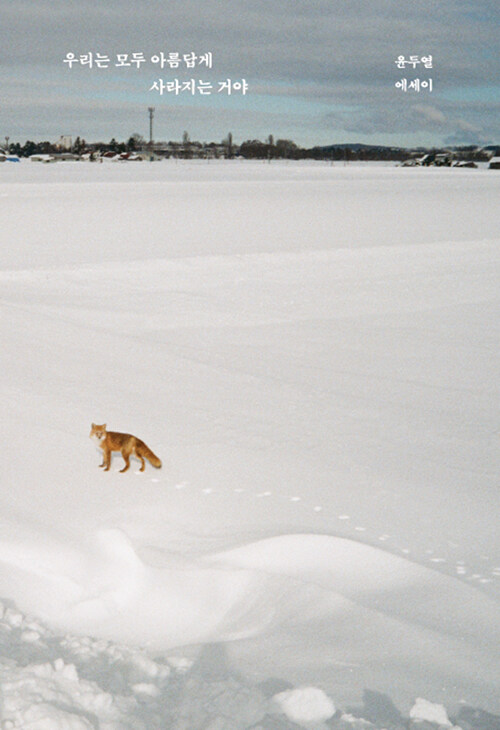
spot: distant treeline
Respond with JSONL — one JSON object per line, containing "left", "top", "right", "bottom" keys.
{"left": 239, "top": 139, "right": 407, "bottom": 161}
{"left": 4, "top": 136, "right": 494, "bottom": 162}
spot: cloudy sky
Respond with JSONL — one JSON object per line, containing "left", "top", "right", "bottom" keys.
{"left": 1, "top": 0, "right": 498, "bottom": 148}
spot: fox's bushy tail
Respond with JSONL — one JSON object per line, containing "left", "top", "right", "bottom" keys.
{"left": 139, "top": 443, "right": 162, "bottom": 468}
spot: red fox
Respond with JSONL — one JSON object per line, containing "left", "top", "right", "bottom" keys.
{"left": 90, "top": 423, "right": 162, "bottom": 473}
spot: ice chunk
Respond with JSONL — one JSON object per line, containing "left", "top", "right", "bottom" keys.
{"left": 410, "top": 698, "right": 452, "bottom": 726}
{"left": 273, "top": 685, "right": 336, "bottom": 725}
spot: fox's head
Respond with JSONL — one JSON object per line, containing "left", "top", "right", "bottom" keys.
{"left": 90, "top": 423, "right": 107, "bottom": 442}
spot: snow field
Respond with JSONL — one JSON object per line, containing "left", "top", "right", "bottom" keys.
{"left": 0, "top": 160, "right": 499, "bottom": 718}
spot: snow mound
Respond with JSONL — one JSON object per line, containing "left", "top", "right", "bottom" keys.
{"left": 0, "top": 526, "right": 499, "bottom": 712}
{"left": 0, "top": 657, "right": 139, "bottom": 730}
{"left": 0, "top": 597, "right": 499, "bottom": 730}
{"left": 410, "top": 698, "right": 453, "bottom": 727}
{"left": 273, "top": 685, "right": 336, "bottom": 726}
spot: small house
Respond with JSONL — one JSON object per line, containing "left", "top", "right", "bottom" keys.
{"left": 30, "top": 154, "right": 56, "bottom": 163}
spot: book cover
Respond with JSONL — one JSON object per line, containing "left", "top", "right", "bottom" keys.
{"left": 0, "top": 2, "right": 499, "bottom": 728}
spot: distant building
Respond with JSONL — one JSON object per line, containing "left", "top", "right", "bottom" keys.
{"left": 0, "top": 149, "right": 20, "bottom": 162}
{"left": 30, "top": 154, "right": 56, "bottom": 163}
{"left": 53, "top": 152, "right": 79, "bottom": 161}
{"left": 488, "top": 157, "right": 500, "bottom": 169}
{"left": 100, "top": 151, "right": 144, "bottom": 162}
{"left": 58, "top": 135, "right": 73, "bottom": 150}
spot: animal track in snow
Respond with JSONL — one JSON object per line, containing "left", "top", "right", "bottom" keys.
{"left": 169, "top": 481, "right": 498, "bottom": 591}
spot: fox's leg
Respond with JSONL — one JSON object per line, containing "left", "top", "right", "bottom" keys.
{"left": 136, "top": 448, "right": 146, "bottom": 472}
{"left": 120, "top": 449, "right": 131, "bottom": 473}
{"left": 102, "top": 447, "right": 111, "bottom": 471}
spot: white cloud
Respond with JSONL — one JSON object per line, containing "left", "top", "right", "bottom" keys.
{"left": 456, "top": 118, "right": 481, "bottom": 132}
{"left": 413, "top": 105, "right": 447, "bottom": 125}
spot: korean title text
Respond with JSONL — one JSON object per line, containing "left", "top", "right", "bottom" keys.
{"left": 63, "top": 51, "right": 248, "bottom": 96}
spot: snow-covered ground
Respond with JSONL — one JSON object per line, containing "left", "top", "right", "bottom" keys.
{"left": 0, "top": 160, "right": 499, "bottom": 727}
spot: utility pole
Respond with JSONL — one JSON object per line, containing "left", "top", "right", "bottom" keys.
{"left": 148, "top": 107, "right": 154, "bottom": 144}
{"left": 147, "top": 107, "right": 155, "bottom": 161}
{"left": 5, "top": 136, "right": 9, "bottom": 153}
